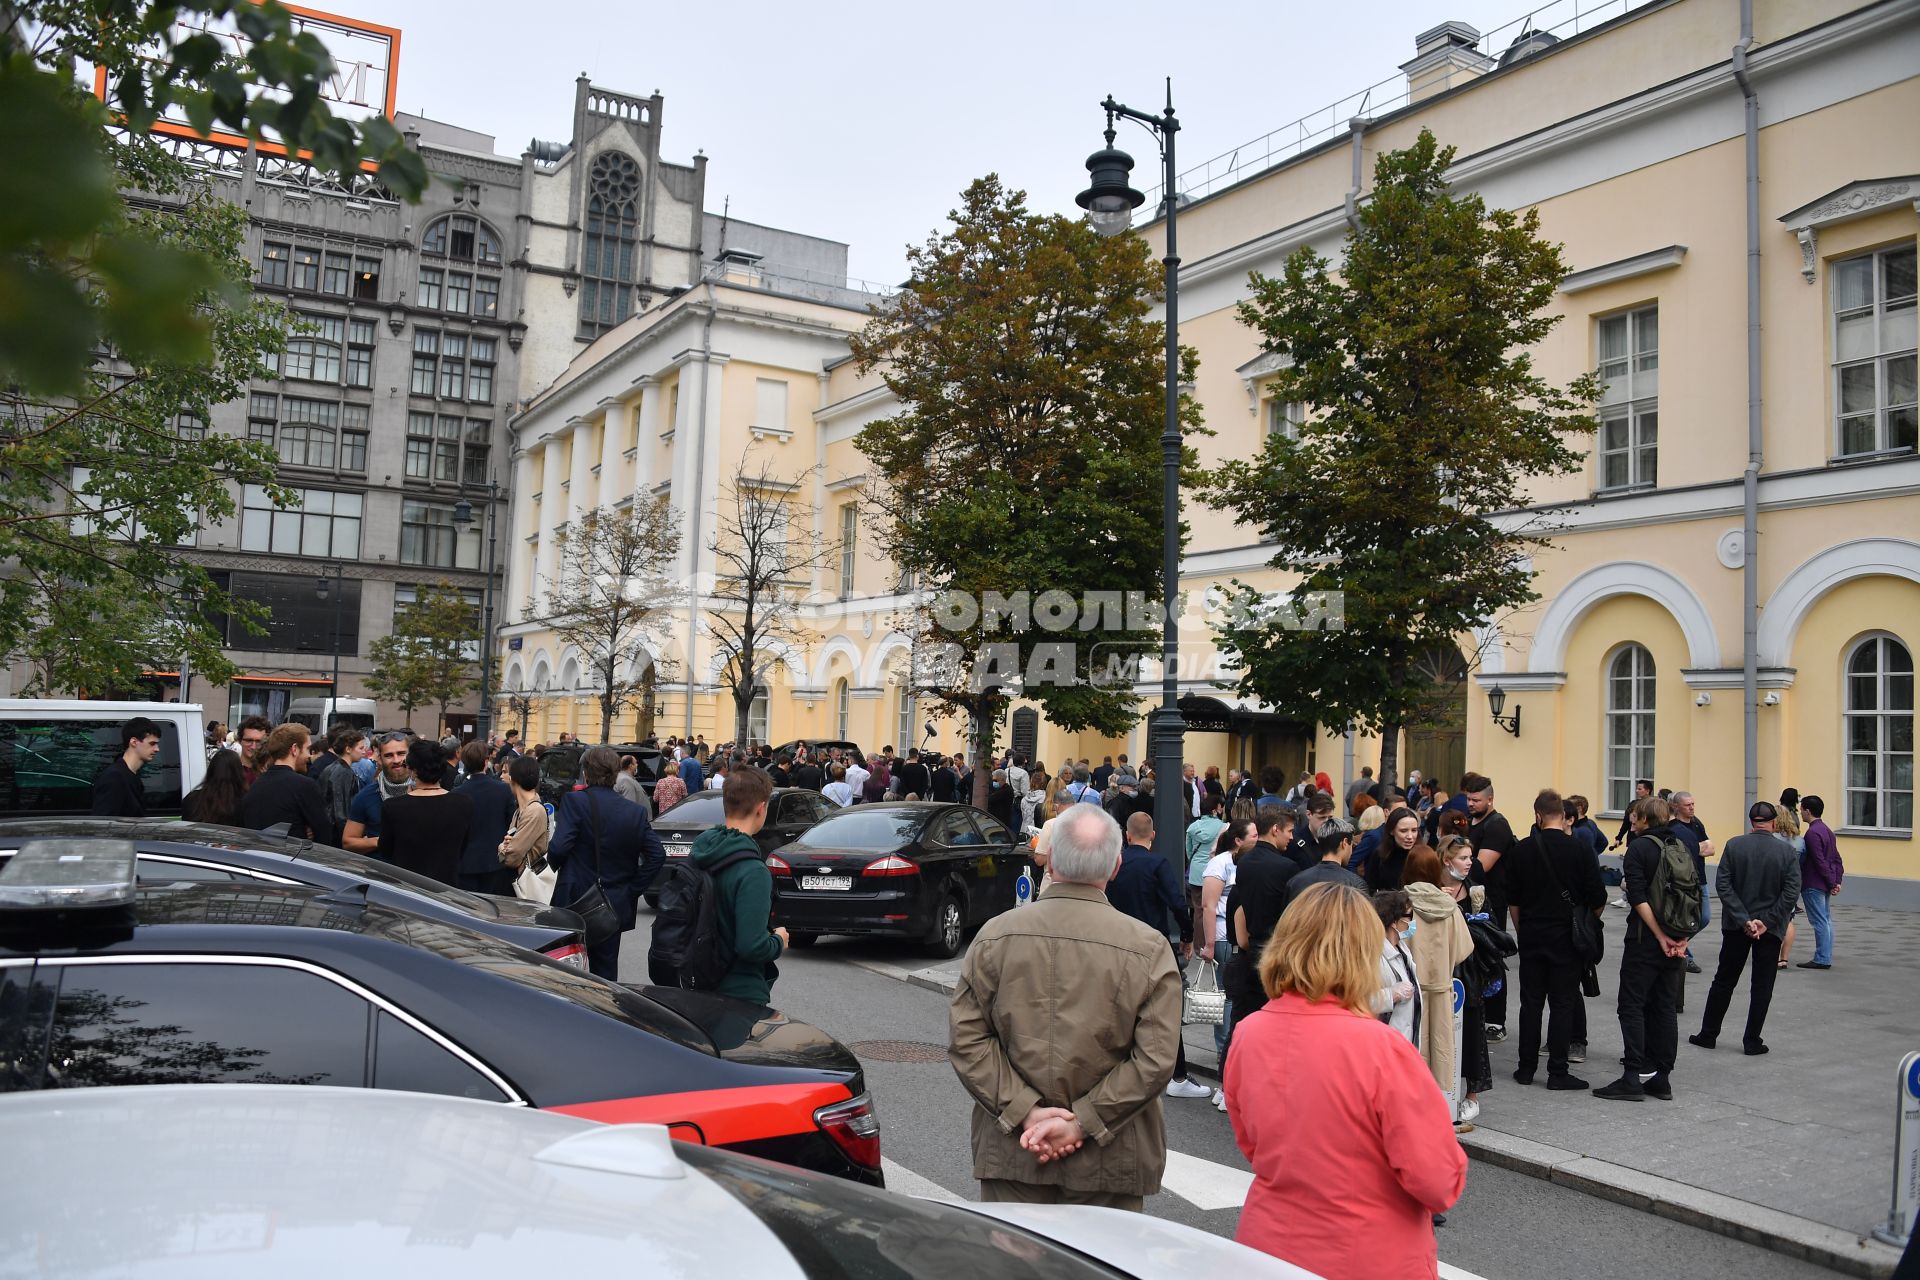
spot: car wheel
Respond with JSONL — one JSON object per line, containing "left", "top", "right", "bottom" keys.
{"left": 924, "top": 893, "right": 966, "bottom": 959}
{"left": 643, "top": 892, "right": 659, "bottom": 910}
{"left": 787, "top": 932, "right": 818, "bottom": 949}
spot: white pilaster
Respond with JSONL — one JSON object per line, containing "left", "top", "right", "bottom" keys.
{"left": 534, "top": 433, "right": 566, "bottom": 603}
{"left": 508, "top": 448, "right": 537, "bottom": 623}
{"left": 566, "top": 415, "right": 595, "bottom": 518}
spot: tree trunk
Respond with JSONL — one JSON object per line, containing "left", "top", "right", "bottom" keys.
{"left": 598, "top": 693, "right": 614, "bottom": 744}
{"left": 969, "top": 697, "right": 997, "bottom": 810}
{"left": 1378, "top": 718, "right": 1401, "bottom": 792}
{"left": 732, "top": 682, "right": 752, "bottom": 750}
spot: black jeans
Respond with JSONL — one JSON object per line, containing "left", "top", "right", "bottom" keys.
{"left": 1517, "top": 945, "right": 1582, "bottom": 1075}
{"left": 586, "top": 932, "right": 622, "bottom": 981}
{"left": 1616, "top": 927, "right": 1682, "bottom": 1078}
{"left": 1698, "top": 928, "right": 1782, "bottom": 1048}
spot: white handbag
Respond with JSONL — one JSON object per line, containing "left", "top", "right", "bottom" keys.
{"left": 1183, "top": 959, "right": 1227, "bottom": 1026}
{"left": 514, "top": 855, "right": 557, "bottom": 904}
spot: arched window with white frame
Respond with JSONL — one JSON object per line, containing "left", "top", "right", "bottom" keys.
{"left": 1605, "top": 643, "right": 1656, "bottom": 814}
{"left": 834, "top": 678, "right": 850, "bottom": 741}
{"left": 896, "top": 686, "right": 915, "bottom": 753}
{"left": 1845, "top": 634, "right": 1913, "bottom": 831}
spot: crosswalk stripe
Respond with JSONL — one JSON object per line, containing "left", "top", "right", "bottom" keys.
{"left": 1438, "top": 1263, "right": 1489, "bottom": 1280}
{"left": 1158, "top": 1148, "right": 1256, "bottom": 1211}
{"left": 882, "top": 1156, "right": 962, "bottom": 1202}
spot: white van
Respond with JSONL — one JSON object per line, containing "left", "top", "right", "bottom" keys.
{"left": 286, "top": 697, "right": 377, "bottom": 736}
{"left": 0, "top": 700, "right": 207, "bottom": 817}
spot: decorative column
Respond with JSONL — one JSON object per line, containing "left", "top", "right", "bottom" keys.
{"left": 534, "top": 432, "right": 566, "bottom": 602}
{"left": 508, "top": 448, "right": 537, "bottom": 623}
{"left": 565, "top": 415, "right": 594, "bottom": 521}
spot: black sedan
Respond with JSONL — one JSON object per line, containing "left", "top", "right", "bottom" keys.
{"left": 0, "top": 818, "right": 589, "bottom": 968}
{"left": 644, "top": 787, "right": 838, "bottom": 906}
{"left": 0, "top": 840, "right": 882, "bottom": 1185}
{"left": 767, "top": 802, "right": 1029, "bottom": 958}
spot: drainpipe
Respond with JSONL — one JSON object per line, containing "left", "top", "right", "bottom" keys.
{"left": 1343, "top": 117, "right": 1367, "bottom": 231}
{"left": 684, "top": 277, "right": 718, "bottom": 739}
{"left": 1733, "top": 0, "right": 1761, "bottom": 812}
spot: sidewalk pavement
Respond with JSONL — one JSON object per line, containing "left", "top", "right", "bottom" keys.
{"left": 863, "top": 901, "right": 1914, "bottom": 1277}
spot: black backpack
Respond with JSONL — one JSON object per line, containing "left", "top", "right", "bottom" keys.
{"left": 647, "top": 846, "right": 761, "bottom": 991}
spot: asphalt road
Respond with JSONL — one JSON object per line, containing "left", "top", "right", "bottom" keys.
{"left": 614, "top": 919, "right": 1844, "bottom": 1280}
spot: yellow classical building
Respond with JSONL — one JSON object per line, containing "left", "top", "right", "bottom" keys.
{"left": 501, "top": 0, "right": 1918, "bottom": 899}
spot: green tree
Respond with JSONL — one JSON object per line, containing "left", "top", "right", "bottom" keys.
{"left": 2, "top": 0, "right": 426, "bottom": 394}
{"left": 1, "top": 0, "right": 429, "bottom": 690}
{"left": 545, "top": 498, "right": 684, "bottom": 743}
{"left": 364, "top": 633, "right": 428, "bottom": 732}
{"left": 849, "top": 176, "right": 1199, "bottom": 807}
{"left": 1199, "top": 129, "right": 1597, "bottom": 786}
{"left": 364, "top": 584, "right": 480, "bottom": 733}
{"left": 407, "top": 582, "right": 481, "bottom": 731}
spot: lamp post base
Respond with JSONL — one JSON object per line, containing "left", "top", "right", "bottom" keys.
{"left": 1149, "top": 702, "right": 1188, "bottom": 876}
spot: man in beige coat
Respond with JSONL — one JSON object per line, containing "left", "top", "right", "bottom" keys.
{"left": 949, "top": 803, "right": 1182, "bottom": 1209}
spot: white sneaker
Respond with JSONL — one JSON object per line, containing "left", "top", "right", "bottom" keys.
{"left": 1459, "top": 1098, "right": 1481, "bottom": 1124}
{"left": 1166, "top": 1077, "right": 1211, "bottom": 1099}
{"left": 1211, "top": 1087, "right": 1226, "bottom": 1111}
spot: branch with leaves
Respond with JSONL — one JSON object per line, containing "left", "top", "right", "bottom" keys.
{"left": 1198, "top": 129, "right": 1597, "bottom": 786}
{"left": 851, "top": 175, "right": 1201, "bottom": 805}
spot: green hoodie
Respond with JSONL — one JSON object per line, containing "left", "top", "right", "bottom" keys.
{"left": 689, "top": 826, "right": 783, "bottom": 1005}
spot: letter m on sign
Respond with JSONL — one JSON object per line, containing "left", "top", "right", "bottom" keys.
{"left": 326, "top": 60, "right": 373, "bottom": 108}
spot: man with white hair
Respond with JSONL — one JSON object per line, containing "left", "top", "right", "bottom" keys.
{"left": 950, "top": 803, "right": 1182, "bottom": 1210}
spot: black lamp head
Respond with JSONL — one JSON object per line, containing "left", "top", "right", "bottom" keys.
{"left": 1076, "top": 142, "right": 1144, "bottom": 237}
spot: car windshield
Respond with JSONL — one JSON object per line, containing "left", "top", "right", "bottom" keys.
{"left": 679, "top": 1143, "right": 1120, "bottom": 1279}
{"left": 539, "top": 751, "right": 579, "bottom": 785}
{"left": 654, "top": 794, "right": 724, "bottom": 827}
{"left": 786, "top": 810, "right": 922, "bottom": 851}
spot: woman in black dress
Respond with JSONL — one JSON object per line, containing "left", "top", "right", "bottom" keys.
{"left": 378, "top": 738, "right": 473, "bottom": 886}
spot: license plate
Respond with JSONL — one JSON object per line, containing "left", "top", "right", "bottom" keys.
{"left": 800, "top": 875, "right": 854, "bottom": 891}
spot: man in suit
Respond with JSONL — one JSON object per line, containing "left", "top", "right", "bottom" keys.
{"left": 456, "top": 741, "right": 518, "bottom": 896}
{"left": 1690, "top": 801, "right": 1800, "bottom": 1055}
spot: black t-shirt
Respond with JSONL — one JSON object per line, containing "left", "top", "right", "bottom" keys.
{"left": 378, "top": 791, "right": 475, "bottom": 886}
{"left": 1504, "top": 828, "right": 1607, "bottom": 947}
{"left": 1470, "top": 808, "right": 1518, "bottom": 909}
{"left": 930, "top": 767, "right": 959, "bottom": 803}
{"left": 792, "top": 762, "right": 823, "bottom": 792}
{"left": 90, "top": 759, "right": 146, "bottom": 817}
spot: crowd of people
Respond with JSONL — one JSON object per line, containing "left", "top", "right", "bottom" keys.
{"left": 95, "top": 716, "right": 1858, "bottom": 1277}
{"left": 948, "top": 760, "right": 1850, "bottom": 1280}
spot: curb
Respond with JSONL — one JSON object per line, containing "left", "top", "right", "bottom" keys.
{"left": 1458, "top": 1127, "right": 1902, "bottom": 1279}
{"left": 852, "top": 959, "right": 1901, "bottom": 1275}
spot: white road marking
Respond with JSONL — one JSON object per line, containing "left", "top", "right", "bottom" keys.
{"left": 882, "top": 1157, "right": 962, "bottom": 1202}
{"left": 1439, "top": 1263, "right": 1490, "bottom": 1280}
{"left": 1158, "top": 1148, "right": 1256, "bottom": 1211}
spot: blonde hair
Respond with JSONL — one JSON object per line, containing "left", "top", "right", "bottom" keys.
{"left": 1258, "top": 882, "right": 1381, "bottom": 1015}
{"left": 1357, "top": 804, "right": 1387, "bottom": 833}
{"left": 1774, "top": 806, "right": 1801, "bottom": 839}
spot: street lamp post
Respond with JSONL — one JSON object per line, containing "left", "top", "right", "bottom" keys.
{"left": 314, "top": 562, "right": 344, "bottom": 729}
{"left": 1078, "top": 87, "right": 1189, "bottom": 880}
{"left": 453, "top": 481, "right": 500, "bottom": 742}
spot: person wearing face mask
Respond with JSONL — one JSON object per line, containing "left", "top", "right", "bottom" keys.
{"left": 1504, "top": 789, "right": 1608, "bottom": 1091}
{"left": 1371, "top": 889, "right": 1421, "bottom": 1046}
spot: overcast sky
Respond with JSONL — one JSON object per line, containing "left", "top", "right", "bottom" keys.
{"left": 372, "top": 0, "right": 1575, "bottom": 285}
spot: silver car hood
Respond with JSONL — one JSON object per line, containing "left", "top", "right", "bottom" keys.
{"left": 950, "top": 1202, "right": 1323, "bottom": 1279}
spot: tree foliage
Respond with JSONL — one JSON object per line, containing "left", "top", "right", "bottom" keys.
{"left": 1199, "top": 129, "right": 1597, "bottom": 785}
{"left": 1, "top": 0, "right": 429, "bottom": 692}
{"left": 850, "top": 176, "right": 1200, "bottom": 804}
{"left": 706, "top": 450, "right": 831, "bottom": 749}
{"left": 545, "top": 498, "right": 684, "bottom": 743}
{"left": 365, "top": 583, "right": 479, "bottom": 731}
{"left": 2, "top": 0, "right": 426, "bottom": 394}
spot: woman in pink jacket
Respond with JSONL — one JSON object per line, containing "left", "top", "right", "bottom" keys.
{"left": 1225, "top": 881, "right": 1468, "bottom": 1280}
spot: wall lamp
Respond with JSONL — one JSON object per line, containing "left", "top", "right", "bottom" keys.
{"left": 1486, "top": 685, "right": 1522, "bottom": 737}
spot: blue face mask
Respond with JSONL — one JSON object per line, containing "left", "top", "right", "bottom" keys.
{"left": 1399, "top": 919, "right": 1416, "bottom": 941}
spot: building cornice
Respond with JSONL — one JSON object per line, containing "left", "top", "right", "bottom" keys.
{"left": 1560, "top": 244, "right": 1688, "bottom": 294}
